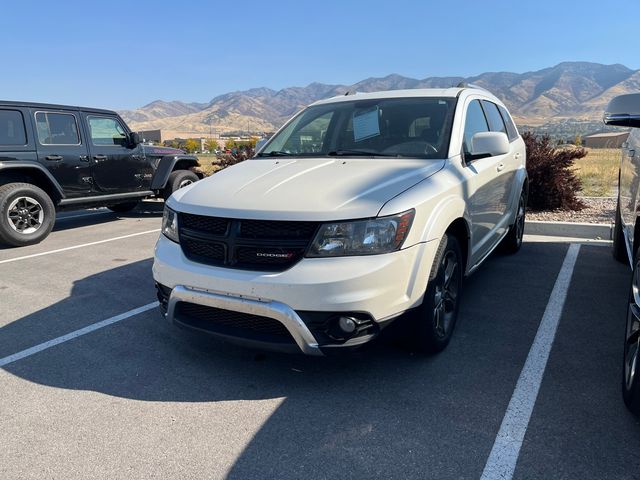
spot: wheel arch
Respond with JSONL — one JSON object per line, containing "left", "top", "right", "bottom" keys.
{"left": 0, "top": 163, "right": 64, "bottom": 203}
{"left": 445, "top": 218, "right": 470, "bottom": 276}
{"left": 151, "top": 155, "right": 202, "bottom": 190}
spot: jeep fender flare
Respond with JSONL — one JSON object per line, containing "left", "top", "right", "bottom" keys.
{"left": 0, "top": 161, "right": 65, "bottom": 200}
{"left": 151, "top": 155, "right": 202, "bottom": 190}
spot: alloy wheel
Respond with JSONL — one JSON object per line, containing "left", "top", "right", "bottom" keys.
{"left": 433, "top": 251, "right": 460, "bottom": 338}
{"left": 7, "top": 196, "right": 44, "bottom": 234}
{"left": 625, "top": 262, "right": 640, "bottom": 390}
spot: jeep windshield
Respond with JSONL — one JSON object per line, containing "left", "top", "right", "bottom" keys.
{"left": 257, "top": 97, "right": 456, "bottom": 159}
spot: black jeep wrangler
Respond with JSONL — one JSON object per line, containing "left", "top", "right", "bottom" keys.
{"left": 0, "top": 101, "right": 204, "bottom": 246}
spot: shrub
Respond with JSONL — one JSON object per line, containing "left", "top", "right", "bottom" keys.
{"left": 522, "top": 132, "right": 587, "bottom": 211}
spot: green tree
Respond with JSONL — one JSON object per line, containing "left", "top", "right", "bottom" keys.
{"left": 205, "top": 139, "right": 219, "bottom": 152}
{"left": 184, "top": 139, "right": 199, "bottom": 153}
{"left": 574, "top": 134, "right": 582, "bottom": 146}
{"left": 224, "top": 139, "right": 237, "bottom": 150}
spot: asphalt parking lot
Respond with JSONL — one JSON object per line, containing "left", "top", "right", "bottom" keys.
{"left": 1, "top": 203, "right": 640, "bottom": 480}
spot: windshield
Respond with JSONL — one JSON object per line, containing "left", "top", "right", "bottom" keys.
{"left": 258, "top": 97, "right": 456, "bottom": 159}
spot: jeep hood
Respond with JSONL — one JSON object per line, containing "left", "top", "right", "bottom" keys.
{"left": 169, "top": 158, "right": 445, "bottom": 221}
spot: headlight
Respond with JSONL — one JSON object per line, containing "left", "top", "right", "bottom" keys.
{"left": 307, "top": 210, "right": 414, "bottom": 257}
{"left": 161, "top": 206, "right": 179, "bottom": 243}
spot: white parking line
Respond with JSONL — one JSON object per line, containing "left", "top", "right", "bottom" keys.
{"left": 480, "top": 243, "right": 581, "bottom": 480}
{"left": 0, "top": 229, "right": 160, "bottom": 265}
{"left": 0, "top": 302, "right": 159, "bottom": 368}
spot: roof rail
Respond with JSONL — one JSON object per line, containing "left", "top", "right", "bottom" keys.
{"left": 456, "top": 82, "right": 490, "bottom": 93}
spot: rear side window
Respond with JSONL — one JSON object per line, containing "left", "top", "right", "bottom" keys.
{"left": 481, "top": 101, "right": 507, "bottom": 135}
{"left": 88, "top": 116, "right": 128, "bottom": 147}
{"left": 497, "top": 105, "right": 519, "bottom": 141}
{"left": 463, "top": 100, "right": 489, "bottom": 154}
{"left": 0, "top": 110, "right": 27, "bottom": 146}
{"left": 35, "top": 112, "right": 80, "bottom": 145}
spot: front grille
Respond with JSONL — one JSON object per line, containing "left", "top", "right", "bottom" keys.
{"left": 181, "top": 213, "right": 229, "bottom": 234}
{"left": 175, "top": 302, "right": 294, "bottom": 343}
{"left": 179, "top": 213, "right": 319, "bottom": 271}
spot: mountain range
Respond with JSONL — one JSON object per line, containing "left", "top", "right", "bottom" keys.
{"left": 119, "top": 62, "right": 640, "bottom": 135}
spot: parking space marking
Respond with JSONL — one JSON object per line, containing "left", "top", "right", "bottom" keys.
{"left": 0, "top": 302, "right": 158, "bottom": 368}
{"left": 0, "top": 229, "right": 160, "bottom": 265}
{"left": 480, "top": 243, "right": 581, "bottom": 480}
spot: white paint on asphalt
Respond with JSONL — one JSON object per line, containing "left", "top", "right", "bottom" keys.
{"left": 0, "top": 229, "right": 161, "bottom": 265}
{"left": 480, "top": 243, "right": 581, "bottom": 480}
{"left": 0, "top": 302, "right": 159, "bottom": 368}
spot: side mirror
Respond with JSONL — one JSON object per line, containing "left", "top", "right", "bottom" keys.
{"left": 604, "top": 93, "right": 640, "bottom": 127}
{"left": 470, "top": 131, "right": 509, "bottom": 158}
{"left": 129, "top": 132, "right": 142, "bottom": 147}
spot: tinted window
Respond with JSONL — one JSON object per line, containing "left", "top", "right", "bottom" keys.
{"left": 482, "top": 100, "right": 507, "bottom": 134}
{"left": 0, "top": 110, "right": 27, "bottom": 146}
{"left": 497, "top": 105, "right": 519, "bottom": 141}
{"left": 463, "top": 100, "right": 489, "bottom": 154}
{"left": 88, "top": 116, "right": 128, "bottom": 146}
{"left": 261, "top": 97, "right": 456, "bottom": 159}
{"left": 35, "top": 112, "right": 80, "bottom": 145}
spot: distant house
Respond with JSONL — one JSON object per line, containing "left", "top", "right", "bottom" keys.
{"left": 582, "top": 131, "right": 630, "bottom": 148}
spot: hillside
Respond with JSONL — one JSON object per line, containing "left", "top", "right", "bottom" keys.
{"left": 119, "top": 62, "right": 640, "bottom": 134}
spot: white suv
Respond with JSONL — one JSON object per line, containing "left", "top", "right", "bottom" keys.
{"left": 153, "top": 87, "right": 527, "bottom": 355}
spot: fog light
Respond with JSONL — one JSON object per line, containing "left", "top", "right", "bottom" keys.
{"left": 338, "top": 316, "right": 357, "bottom": 333}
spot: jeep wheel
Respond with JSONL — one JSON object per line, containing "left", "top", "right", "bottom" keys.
{"left": 409, "top": 233, "right": 463, "bottom": 354}
{"left": 107, "top": 201, "right": 139, "bottom": 213}
{"left": 500, "top": 188, "right": 526, "bottom": 254}
{"left": 163, "top": 170, "right": 199, "bottom": 200}
{"left": 623, "top": 249, "right": 640, "bottom": 415}
{"left": 0, "top": 183, "right": 56, "bottom": 247}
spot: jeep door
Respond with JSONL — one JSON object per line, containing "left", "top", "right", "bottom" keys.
{"left": 460, "top": 99, "right": 511, "bottom": 264}
{"left": 32, "top": 109, "right": 93, "bottom": 198}
{"left": 83, "top": 113, "right": 152, "bottom": 193}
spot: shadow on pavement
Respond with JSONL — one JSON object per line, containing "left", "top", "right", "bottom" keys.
{"left": 1, "top": 242, "right": 634, "bottom": 478}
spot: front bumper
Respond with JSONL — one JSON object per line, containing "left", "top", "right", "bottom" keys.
{"left": 153, "top": 235, "right": 438, "bottom": 354}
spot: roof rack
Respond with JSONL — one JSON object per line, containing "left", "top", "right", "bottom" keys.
{"left": 456, "top": 82, "right": 490, "bottom": 93}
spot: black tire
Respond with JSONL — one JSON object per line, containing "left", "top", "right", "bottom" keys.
{"left": 0, "top": 182, "right": 56, "bottom": 247}
{"left": 408, "top": 233, "right": 463, "bottom": 354}
{"left": 613, "top": 198, "right": 628, "bottom": 263}
{"left": 623, "top": 249, "right": 640, "bottom": 414}
{"left": 162, "top": 170, "right": 199, "bottom": 200}
{"left": 500, "top": 188, "right": 526, "bottom": 254}
{"left": 107, "top": 201, "right": 139, "bottom": 213}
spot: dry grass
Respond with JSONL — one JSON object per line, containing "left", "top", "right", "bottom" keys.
{"left": 195, "top": 154, "right": 223, "bottom": 176}
{"left": 572, "top": 148, "right": 620, "bottom": 197}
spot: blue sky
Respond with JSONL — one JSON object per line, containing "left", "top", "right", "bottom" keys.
{"left": 2, "top": 0, "right": 637, "bottom": 110}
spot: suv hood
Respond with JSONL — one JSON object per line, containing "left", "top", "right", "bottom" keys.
{"left": 169, "top": 158, "right": 445, "bottom": 221}
{"left": 141, "top": 145, "right": 184, "bottom": 156}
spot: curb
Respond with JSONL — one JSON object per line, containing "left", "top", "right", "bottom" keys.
{"left": 525, "top": 220, "right": 612, "bottom": 240}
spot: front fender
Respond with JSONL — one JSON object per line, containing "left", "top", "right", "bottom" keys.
{"left": 151, "top": 155, "right": 200, "bottom": 190}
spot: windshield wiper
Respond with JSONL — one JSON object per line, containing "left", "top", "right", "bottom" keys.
{"left": 257, "top": 150, "right": 293, "bottom": 157}
{"left": 327, "top": 149, "right": 393, "bottom": 157}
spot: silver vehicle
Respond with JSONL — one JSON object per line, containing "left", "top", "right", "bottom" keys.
{"left": 604, "top": 93, "right": 640, "bottom": 414}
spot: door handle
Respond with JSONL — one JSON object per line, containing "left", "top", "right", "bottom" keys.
{"left": 497, "top": 163, "right": 505, "bottom": 172}
{"left": 93, "top": 155, "right": 107, "bottom": 162}
{"left": 79, "top": 155, "right": 89, "bottom": 162}
{"left": 45, "top": 155, "right": 62, "bottom": 161}
{"left": 630, "top": 149, "right": 636, "bottom": 159}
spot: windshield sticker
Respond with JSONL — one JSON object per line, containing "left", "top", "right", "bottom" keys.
{"left": 353, "top": 107, "right": 380, "bottom": 142}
